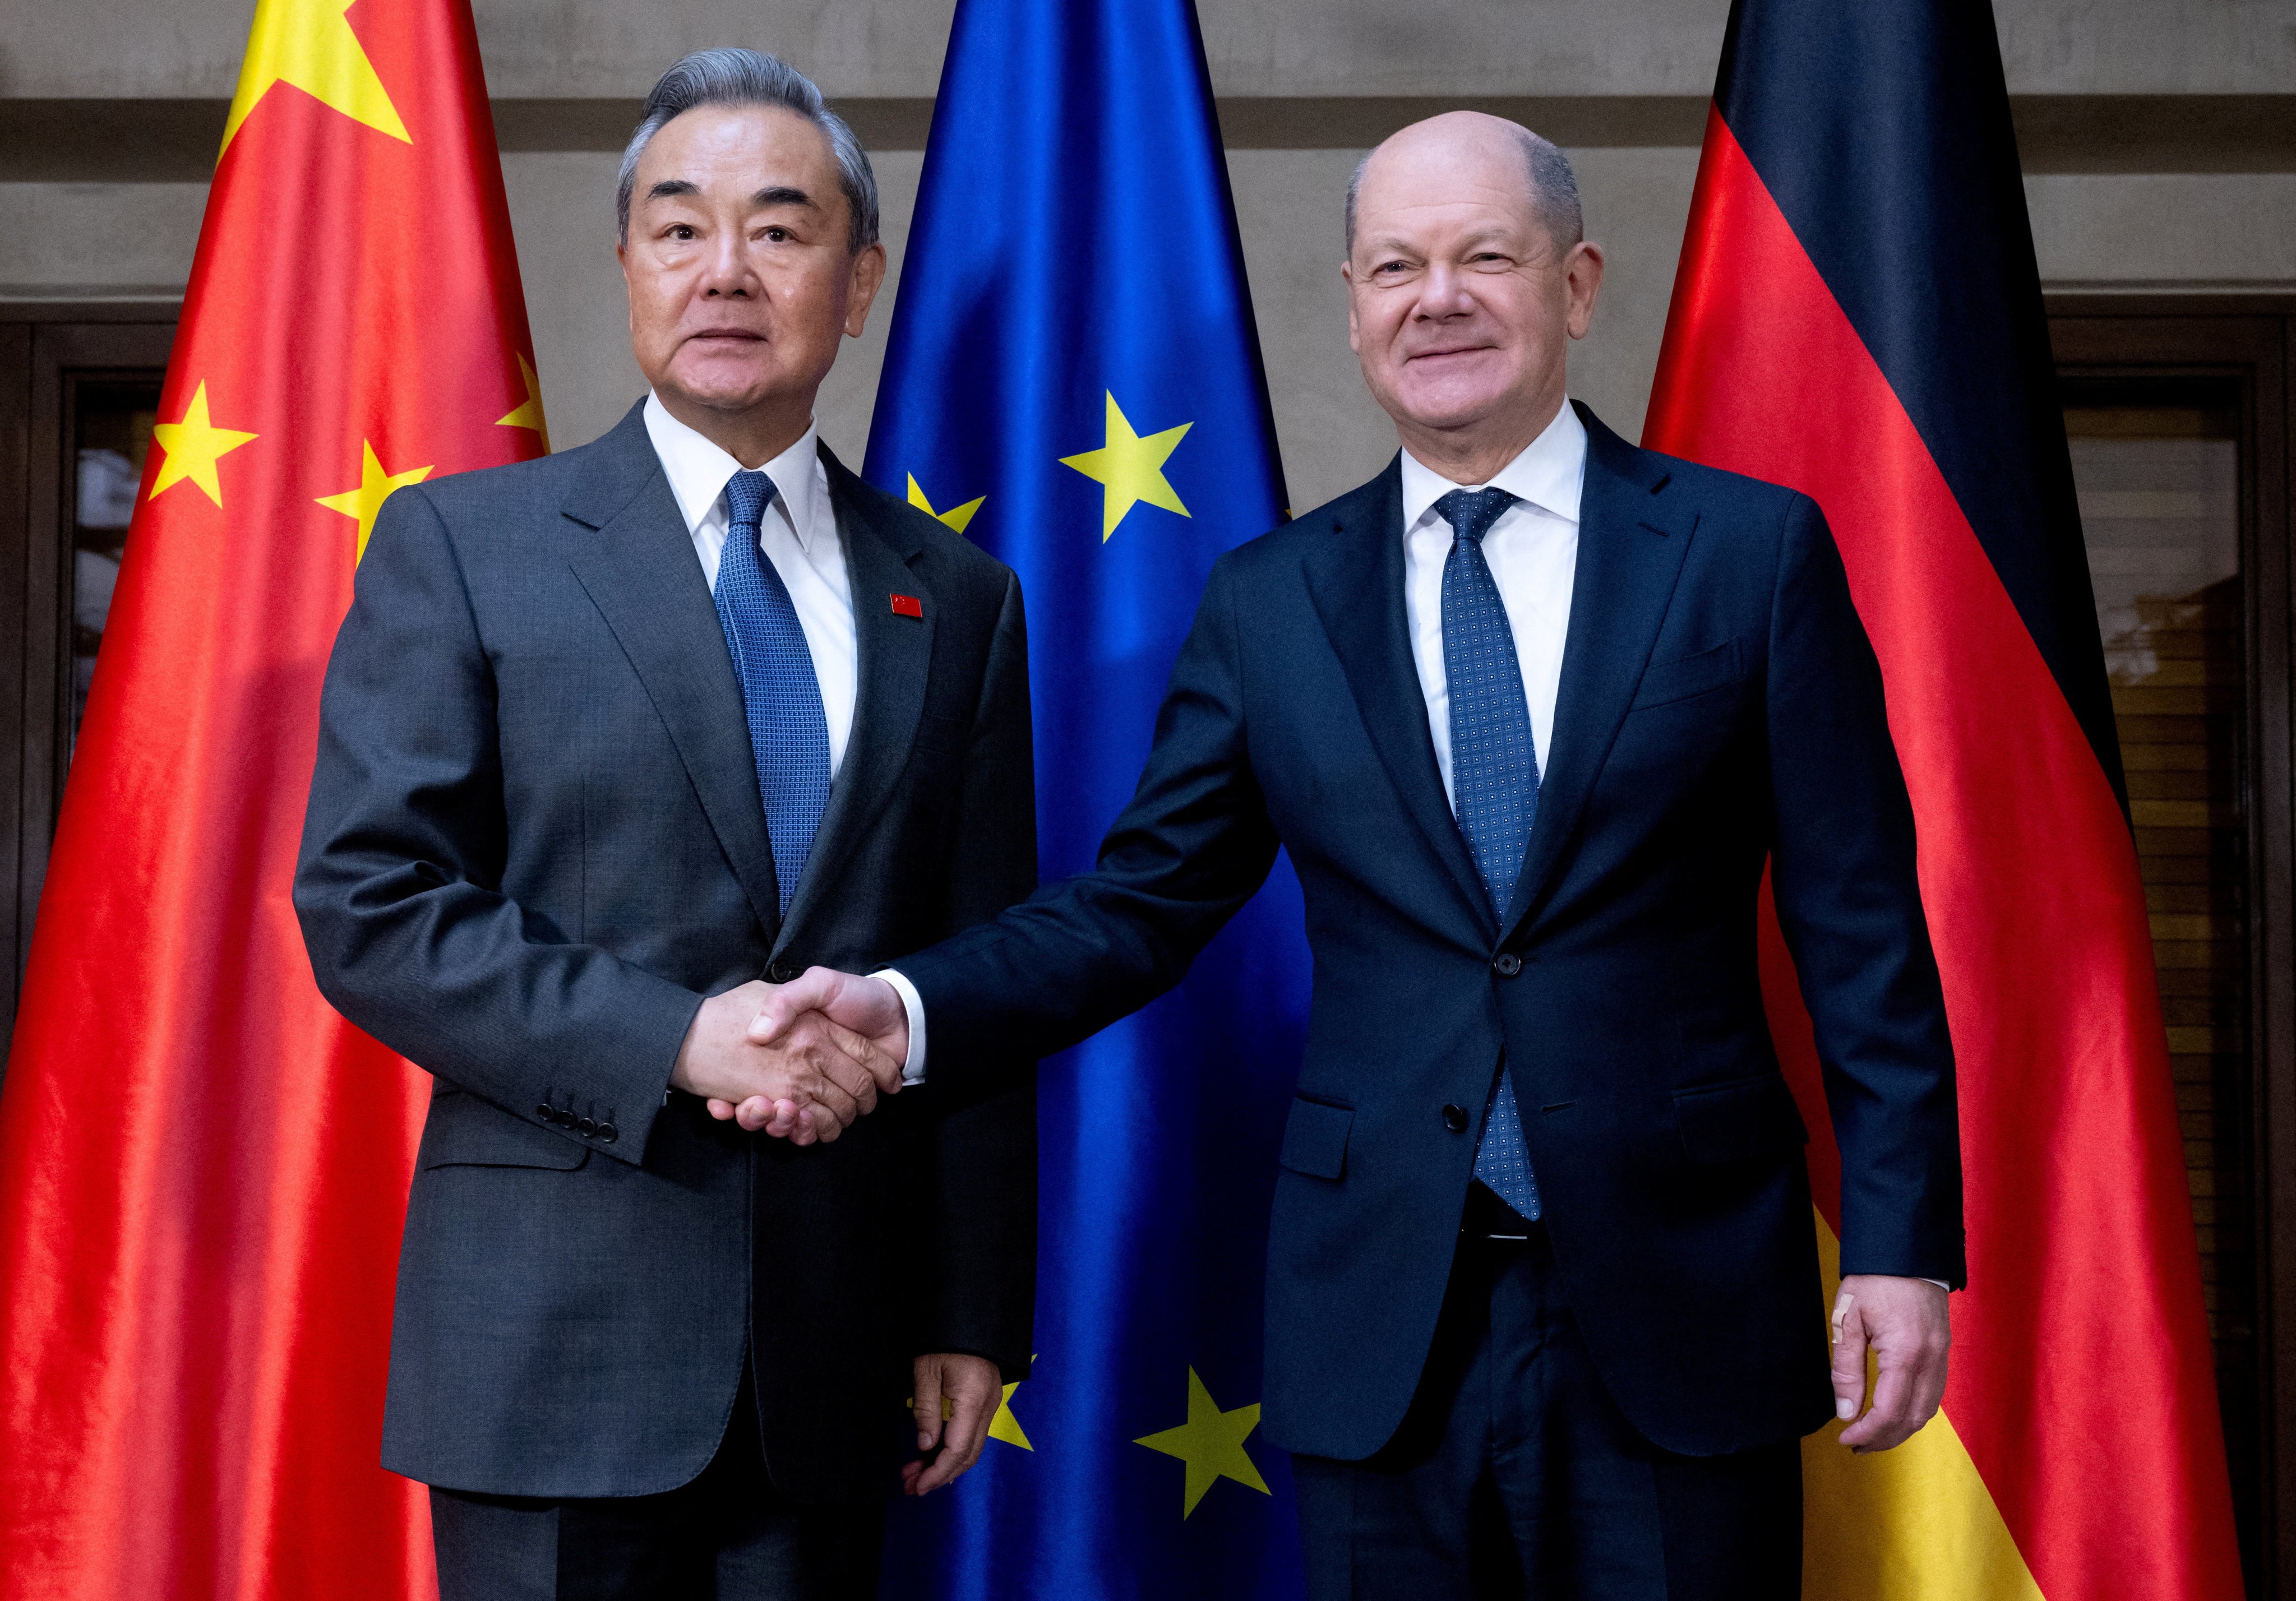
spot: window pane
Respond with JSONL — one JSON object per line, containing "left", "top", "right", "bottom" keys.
{"left": 2067, "top": 397, "right": 2252, "bottom": 1496}
{"left": 70, "top": 381, "right": 160, "bottom": 759}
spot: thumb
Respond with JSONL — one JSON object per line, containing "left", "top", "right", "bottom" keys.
{"left": 913, "top": 1358, "right": 946, "bottom": 1451}
{"left": 1829, "top": 1288, "right": 1869, "bottom": 1424}
{"left": 750, "top": 968, "right": 839, "bottom": 1044}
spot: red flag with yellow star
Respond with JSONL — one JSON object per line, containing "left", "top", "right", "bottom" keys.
{"left": 0, "top": 0, "right": 543, "bottom": 1594}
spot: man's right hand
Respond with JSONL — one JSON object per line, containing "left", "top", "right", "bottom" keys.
{"left": 729, "top": 968, "right": 910, "bottom": 1135}
{"left": 669, "top": 979, "right": 903, "bottom": 1146}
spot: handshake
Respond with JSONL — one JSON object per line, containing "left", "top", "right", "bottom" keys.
{"left": 667, "top": 968, "right": 912, "bottom": 1144}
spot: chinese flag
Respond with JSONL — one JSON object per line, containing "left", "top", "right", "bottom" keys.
{"left": 1645, "top": 0, "right": 2243, "bottom": 1597}
{"left": 0, "top": 0, "right": 543, "bottom": 1594}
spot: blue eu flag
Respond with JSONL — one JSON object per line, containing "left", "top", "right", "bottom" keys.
{"left": 864, "top": 1, "right": 1309, "bottom": 1596}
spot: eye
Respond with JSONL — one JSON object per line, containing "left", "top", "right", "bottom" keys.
{"left": 667, "top": 224, "right": 696, "bottom": 242}
{"left": 761, "top": 225, "right": 793, "bottom": 243}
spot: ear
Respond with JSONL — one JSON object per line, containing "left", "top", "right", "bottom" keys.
{"left": 1563, "top": 240, "right": 1606, "bottom": 341}
{"left": 844, "top": 242, "right": 889, "bottom": 339}
{"left": 1342, "top": 260, "right": 1362, "bottom": 354}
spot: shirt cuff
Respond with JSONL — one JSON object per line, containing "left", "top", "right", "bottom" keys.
{"left": 1923, "top": 1279, "right": 1949, "bottom": 1292}
{"left": 877, "top": 968, "right": 927, "bottom": 1085}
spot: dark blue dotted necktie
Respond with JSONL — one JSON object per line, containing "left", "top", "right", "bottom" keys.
{"left": 1437, "top": 487, "right": 1541, "bottom": 1221}
{"left": 713, "top": 470, "right": 831, "bottom": 918}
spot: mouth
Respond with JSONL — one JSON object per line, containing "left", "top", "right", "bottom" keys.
{"left": 683, "top": 328, "right": 767, "bottom": 349}
{"left": 1405, "top": 344, "right": 1496, "bottom": 366}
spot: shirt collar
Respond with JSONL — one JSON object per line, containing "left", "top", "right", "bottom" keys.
{"left": 643, "top": 392, "right": 826, "bottom": 550}
{"left": 1398, "top": 397, "right": 1588, "bottom": 535}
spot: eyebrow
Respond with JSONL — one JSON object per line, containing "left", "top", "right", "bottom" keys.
{"left": 643, "top": 181, "right": 820, "bottom": 212}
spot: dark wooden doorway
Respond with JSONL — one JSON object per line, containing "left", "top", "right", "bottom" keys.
{"left": 0, "top": 307, "right": 178, "bottom": 1061}
{"left": 2052, "top": 299, "right": 2295, "bottom": 1598}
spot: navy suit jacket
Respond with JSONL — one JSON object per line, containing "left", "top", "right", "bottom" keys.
{"left": 295, "top": 403, "right": 1038, "bottom": 1500}
{"left": 898, "top": 405, "right": 1963, "bottom": 1461}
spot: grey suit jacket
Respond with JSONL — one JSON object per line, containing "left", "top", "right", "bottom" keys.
{"left": 295, "top": 401, "right": 1038, "bottom": 1500}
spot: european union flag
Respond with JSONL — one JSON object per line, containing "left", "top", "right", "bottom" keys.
{"left": 863, "top": 1, "right": 1309, "bottom": 1596}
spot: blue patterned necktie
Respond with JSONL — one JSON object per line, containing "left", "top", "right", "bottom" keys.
{"left": 1436, "top": 486, "right": 1542, "bottom": 1221}
{"left": 713, "top": 469, "right": 832, "bottom": 918}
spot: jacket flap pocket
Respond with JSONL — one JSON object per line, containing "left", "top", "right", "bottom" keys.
{"left": 1279, "top": 1096, "right": 1353, "bottom": 1181}
{"left": 420, "top": 1091, "right": 591, "bottom": 1171}
{"left": 1673, "top": 1074, "right": 1808, "bottom": 1165}
{"left": 1630, "top": 638, "right": 1744, "bottom": 711}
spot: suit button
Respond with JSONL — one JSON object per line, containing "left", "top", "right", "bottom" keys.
{"left": 768, "top": 961, "right": 797, "bottom": 984}
{"left": 575, "top": 1117, "right": 597, "bottom": 1136}
{"left": 597, "top": 1122, "right": 619, "bottom": 1144}
{"left": 1442, "top": 1103, "right": 1469, "bottom": 1133}
{"left": 554, "top": 1108, "right": 578, "bottom": 1128}
{"left": 1493, "top": 952, "right": 1523, "bottom": 977}
{"left": 536, "top": 1103, "right": 555, "bottom": 1121}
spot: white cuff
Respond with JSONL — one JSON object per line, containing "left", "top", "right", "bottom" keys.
{"left": 877, "top": 968, "right": 927, "bottom": 1085}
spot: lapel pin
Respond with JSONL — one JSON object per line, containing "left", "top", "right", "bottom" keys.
{"left": 890, "top": 593, "right": 925, "bottom": 619}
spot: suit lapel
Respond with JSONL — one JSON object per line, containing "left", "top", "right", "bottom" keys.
{"left": 561, "top": 402, "right": 785, "bottom": 934}
{"left": 773, "top": 446, "right": 934, "bottom": 954}
{"left": 1302, "top": 460, "right": 1496, "bottom": 940}
{"left": 1502, "top": 405, "right": 1697, "bottom": 938}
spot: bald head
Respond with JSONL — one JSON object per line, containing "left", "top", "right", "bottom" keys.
{"left": 1346, "top": 113, "right": 1582, "bottom": 257}
{"left": 1339, "top": 109, "right": 1605, "bottom": 484}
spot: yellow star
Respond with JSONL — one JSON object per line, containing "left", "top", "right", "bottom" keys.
{"left": 149, "top": 382, "right": 259, "bottom": 508}
{"left": 317, "top": 439, "right": 433, "bottom": 561}
{"left": 987, "top": 1355, "right": 1035, "bottom": 1451}
{"left": 1133, "top": 1368, "right": 1269, "bottom": 1517}
{"left": 907, "top": 473, "right": 985, "bottom": 535}
{"left": 1059, "top": 392, "right": 1191, "bottom": 542}
{"left": 495, "top": 353, "right": 551, "bottom": 453}
{"left": 221, "top": 0, "right": 410, "bottom": 155}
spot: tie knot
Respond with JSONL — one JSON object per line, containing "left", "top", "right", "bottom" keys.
{"left": 1435, "top": 487, "right": 1516, "bottom": 547}
{"left": 724, "top": 469, "right": 779, "bottom": 537}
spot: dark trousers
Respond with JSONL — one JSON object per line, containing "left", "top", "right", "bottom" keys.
{"left": 1292, "top": 1206, "right": 1801, "bottom": 1600}
{"left": 427, "top": 1372, "right": 885, "bottom": 1601}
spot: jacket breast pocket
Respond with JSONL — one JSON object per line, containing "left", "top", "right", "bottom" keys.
{"left": 1673, "top": 1073, "right": 1808, "bottom": 1165}
{"left": 419, "top": 1089, "right": 590, "bottom": 1172}
{"left": 1629, "top": 637, "right": 1745, "bottom": 712}
{"left": 1278, "top": 1096, "right": 1353, "bottom": 1181}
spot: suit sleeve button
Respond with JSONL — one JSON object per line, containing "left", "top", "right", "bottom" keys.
{"left": 597, "top": 1123, "right": 619, "bottom": 1144}
{"left": 575, "top": 1117, "right": 597, "bottom": 1136}
{"left": 1442, "top": 1103, "right": 1469, "bottom": 1133}
{"left": 1493, "top": 952, "right": 1523, "bottom": 977}
{"left": 768, "top": 961, "right": 797, "bottom": 984}
{"left": 536, "top": 1103, "right": 555, "bottom": 1121}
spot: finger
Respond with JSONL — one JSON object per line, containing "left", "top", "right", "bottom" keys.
{"left": 912, "top": 1380, "right": 991, "bottom": 1495}
{"left": 1828, "top": 1290, "right": 1868, "bottom": 1426}
{"left": 900, "top": 1459, "right": 926, "bottom": 1496}
{"left": 811, "top": 1040, "right": 879, "bottom": 1117}
{"left": 824, "top": 1017, "right": 902, "bottom": 1095}
{"left": 913, "top": 1361, "right": 946, "bottom": 1452}
{"left": 706, "top": 1097, "right": 737, "bottom": 1121}
{"left": 1842, "top": 1349, "right": 1916, "bottom": 1451}
{"left": 805, "top": 1071, "right": 860, "bottom": 1131}
{"left": 749, "top": 969, "right": 841, "bottom": 1044}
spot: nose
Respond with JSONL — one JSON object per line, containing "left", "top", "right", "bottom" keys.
{"left": 700, "top": 229, "right": 756, "bottom": 300}
{"left": 1414, "top": 260, "right": 1476, "bottom": 320}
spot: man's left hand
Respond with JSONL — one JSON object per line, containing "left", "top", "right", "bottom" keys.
{"left": 1831, "top": 1273, "right": 1950, "bottom": 1452}
{"left": 903, "top": 1353, "right": 1001, "bottom": 1496}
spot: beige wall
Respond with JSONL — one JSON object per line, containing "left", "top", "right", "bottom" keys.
{"left": 2, "top": 0, "right": 2292, "bottom": 515}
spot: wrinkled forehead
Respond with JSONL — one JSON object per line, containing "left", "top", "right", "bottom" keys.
{"left": 1354, "top": 131, "right": 1542, "bottom": 242}
{"left": 635, "top": 101, "right": 837, "bottom": 195}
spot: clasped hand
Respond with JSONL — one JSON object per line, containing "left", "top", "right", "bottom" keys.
{"left": 669, "top": 976, "right": 904, "bottom": 1145}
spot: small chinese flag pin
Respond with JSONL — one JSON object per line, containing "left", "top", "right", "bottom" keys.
{"left": 890, "top": 593, "right": 924, "bottom": 618}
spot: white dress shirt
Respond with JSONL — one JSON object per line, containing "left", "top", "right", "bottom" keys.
{"left": 643, "top": 395, "right": 929, "bottom": 1085}
{"left": 643, "top": 393, "right": 858, "bottom": 777}
{"left": 1400, "top": 397, "right": 1586, "bottom": 806}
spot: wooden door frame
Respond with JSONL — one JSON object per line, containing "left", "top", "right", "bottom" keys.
{"left": 2051, "top": 294, "right": 2295, "bottom": 1597}
{"left": 0, "top": 304, "right": 178, "bottom": 1060}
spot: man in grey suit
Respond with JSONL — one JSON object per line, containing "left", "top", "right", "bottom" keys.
{"left": 295, "top": 50, "right": 1037, "bottom": 1600}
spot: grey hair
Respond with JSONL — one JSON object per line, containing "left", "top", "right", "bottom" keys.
{"left": 616, "top": 48, "right": 880, "bottom": 255}
{"left": 1344, "top": 126, "right": 1583, "bottom": 257}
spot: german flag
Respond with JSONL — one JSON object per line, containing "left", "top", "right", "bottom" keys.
{"left": 0, "top": 1, "right": 541, "bottom": 1595}
{"left": 1645, "top": 0, "right": 2244, "bottom": 1594}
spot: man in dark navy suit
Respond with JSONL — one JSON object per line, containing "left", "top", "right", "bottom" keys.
{"left": 296, "top": 51, "right": 1036, "bottom": 1601}
{"left": 756, "top": 112, "right": 1963, "bottom": 1598}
